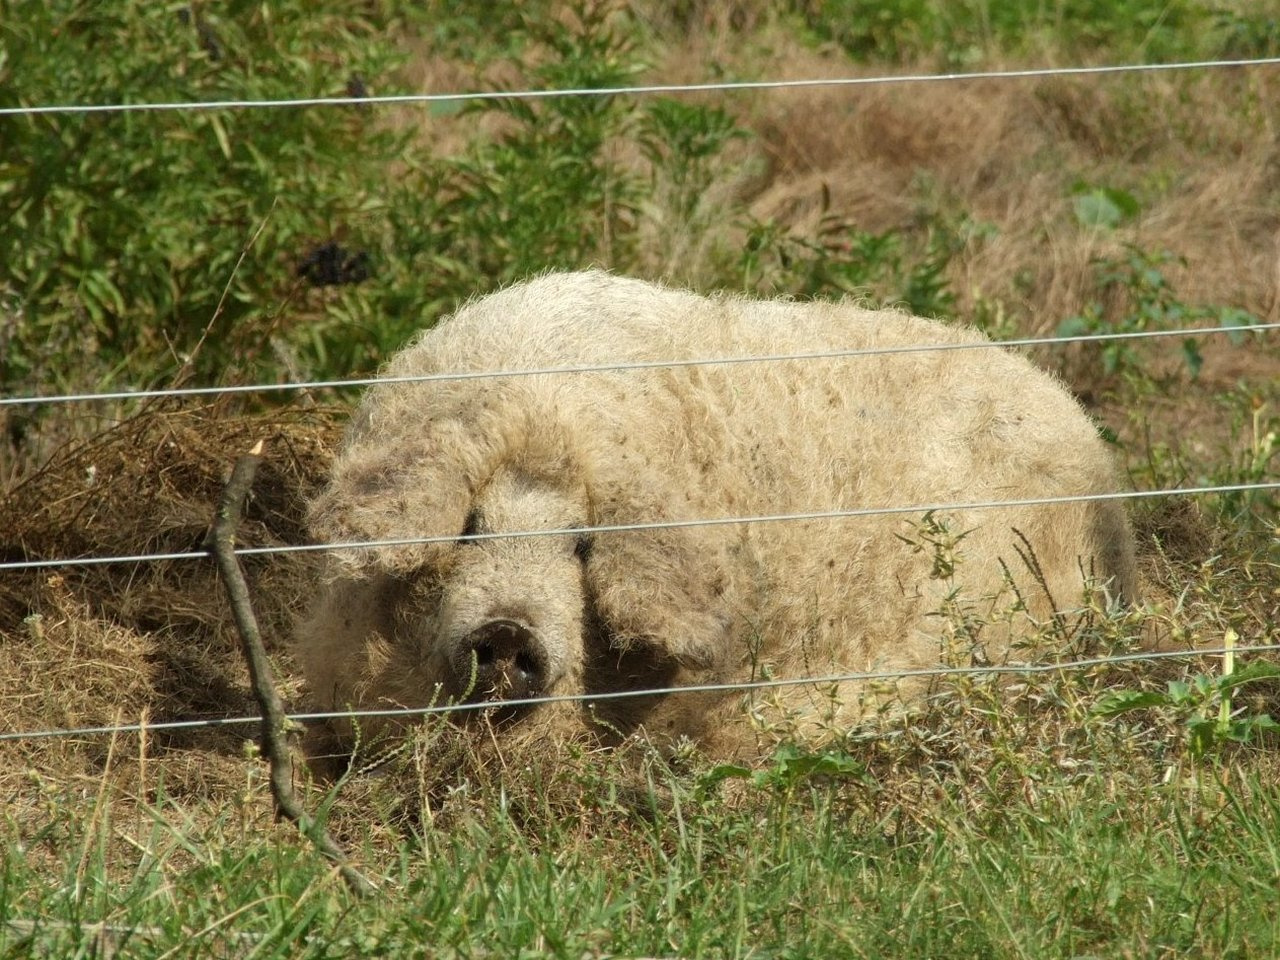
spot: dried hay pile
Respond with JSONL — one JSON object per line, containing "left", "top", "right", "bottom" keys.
{"left": 0, "top": 405, "right": 343, "bottom": 806}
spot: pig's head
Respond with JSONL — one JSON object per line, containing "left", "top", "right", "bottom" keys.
{"left": 297, "top": 467, "right": 594, "bottom": 741}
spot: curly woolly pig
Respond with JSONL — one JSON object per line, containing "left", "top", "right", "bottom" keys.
{"left": 298, "top": 270, "right": 1136, "bottom": 761}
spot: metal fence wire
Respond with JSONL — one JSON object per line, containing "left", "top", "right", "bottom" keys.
{"left": 2, "top": 54, "right": 1277, "bottom": 747}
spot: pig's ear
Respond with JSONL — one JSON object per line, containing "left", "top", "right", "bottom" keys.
{"left": 307, "top": 424, "right": 477, "bottom": 578}
{"left": 581, "top": 461, "right": 736, "bottom": 670}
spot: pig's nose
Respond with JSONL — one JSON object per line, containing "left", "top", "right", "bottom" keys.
{"left": 452, "top": 619, "right": 547, "bottom": 702}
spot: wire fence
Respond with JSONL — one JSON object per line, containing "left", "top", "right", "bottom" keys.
{"left": 2, "top": 320, "right": 1277, "bottom": 410}
{"left": 3, "top": 642, "right": 1276, "bottom": 745}
{"left": 2, "top": 480, "right": 1277, "bottom": 573}
{"left": 3, "top": 53, "right": 1277, "bottom": 752}
{"left": 3, "top": 56, "right": 1278, "bottom": 118}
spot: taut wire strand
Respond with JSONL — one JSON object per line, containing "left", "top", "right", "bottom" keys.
{"left": 2, "top": 321, "right": 1276, "bottom": 409}
{"left": 3, "top": 57, "right": 1278, "bottom": 118}
{"left": 1, "top": 481, "right": 1276, "bottom": 572}
{"left": 2, "top": 642, "right": 1275, "bottom": 744}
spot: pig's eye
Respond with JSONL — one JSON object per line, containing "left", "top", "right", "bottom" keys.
{"left": 573, "top": 533, "right": 593, "bottom": 563}
{"left": 459, "top": 509, "right": 482, "bottom": 544}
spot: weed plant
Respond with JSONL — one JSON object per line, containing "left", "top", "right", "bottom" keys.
{"left": 1058, "top": 243, "right": 1258, "bottom": 380}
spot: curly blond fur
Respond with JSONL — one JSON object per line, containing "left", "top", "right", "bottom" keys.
{"left": 297, "top": 270, "right": 1137, "bottom": 761}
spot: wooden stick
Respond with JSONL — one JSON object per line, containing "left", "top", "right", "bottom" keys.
{"left": 206, "top": 441, "right": 374, "bottom": 897}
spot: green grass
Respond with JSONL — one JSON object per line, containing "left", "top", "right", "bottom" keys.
{"left": 5, "top": 752, "right": 1280, "bottom": 958}
{"left": 789, "top": 0, "right": 1280, "bottom": 66}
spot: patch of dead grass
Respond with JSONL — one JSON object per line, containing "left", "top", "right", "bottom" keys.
{"left": 0, "top": 405, "right": 343, "bottom": 826}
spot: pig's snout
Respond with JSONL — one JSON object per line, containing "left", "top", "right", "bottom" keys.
{"left": 451, "top": 619, "right": 548, "bottom": 703}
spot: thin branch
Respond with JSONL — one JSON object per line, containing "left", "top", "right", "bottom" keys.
{"left": 170, "top": 201, "right": 277, "bottom": 393}
{"left": 205, "top": 441, "right": 375, "bottom": 897}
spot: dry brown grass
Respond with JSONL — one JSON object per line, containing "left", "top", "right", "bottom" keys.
{"left": 0, "top": 406, "right": 345, "bottom": 826}
{"left": 621, "top": 14, "right": 1280, "bottom": 342}
{"left": 630, "top": 15, "right": 1280, "bottom": 456}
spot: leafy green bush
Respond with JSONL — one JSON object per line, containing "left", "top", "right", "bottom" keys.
{"left": 738, "top": 202, "right": 958, "bottom": 318}
{"left": 0, "top": 3, "right": 415, "bottom": 393}
{"left": 640, "top": 98, "right": 746, "bottom": 224}
{"left": 302, "top": 3, "right": 757, "bottom": 378}
{"left": 12, "top": 1, "right": 1260, "bottom": 408}
{"left": 399, "top": 5, "right": 653, "bottom": 296}
{"left": 1, "top": 1, "right": 763, "bottom": 395}
{"left": 789, "top": 0, "right": 1270, "bottom": 66}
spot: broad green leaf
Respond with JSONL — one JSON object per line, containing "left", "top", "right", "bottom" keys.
{"left": 698, "top": 763, "right": 753, "bottom": 790}
{"left": 1073, "top": 187, "right": 1140, "bottom": 229}
{"left": 1057, "top": 316, "right": 1091, "bottom": 338}
{"left": 1216, "top": 307, "right": 1257, "bottom": 346}
{"left": 1091, "top": 689, "right": 1171, "bottom": 716}
{"left": 1218, "top": 660, "right": 1280, "bottom": 693}
{"left": 1182, "top": 338, "right": 1204, "bottom": 379}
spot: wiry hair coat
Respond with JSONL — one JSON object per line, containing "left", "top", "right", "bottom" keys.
{"left": 298, "top": 271, "right": 1136, "bottom": 759}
